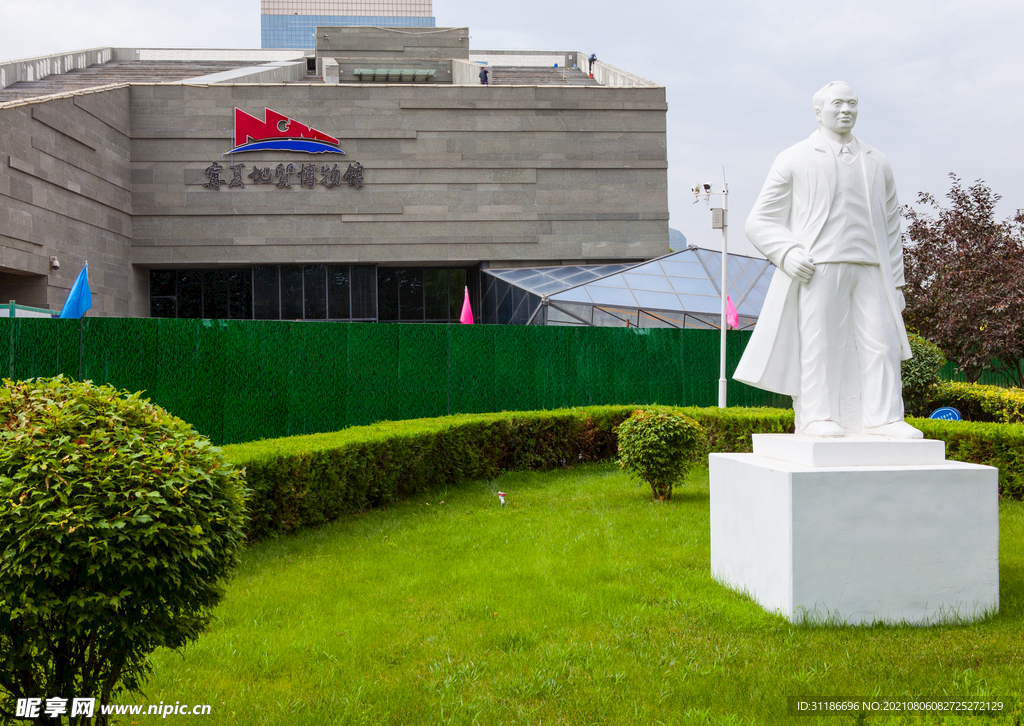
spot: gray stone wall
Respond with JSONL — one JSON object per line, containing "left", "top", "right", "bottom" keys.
{"left": 130, "top": 83, "right": 669, "bottom": 270}
{"left": 315, "top": 27, "right": 470, "bottom": 60}
{"left": 0, "top": 87, "right": 133, "bottom": 314}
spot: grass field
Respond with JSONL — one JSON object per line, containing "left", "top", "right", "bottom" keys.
{"left": 127, "top": 463, "right": 1024, "bottom": 725}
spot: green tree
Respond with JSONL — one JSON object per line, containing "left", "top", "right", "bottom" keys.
{"left": 902, "top": 174, "right": 1024, "bottom": 386}
{"left": 0, "top": 377, "right": 247, "bottom": 725}
{"left": 615, "top": 409, "right": 705, "bottom": 500}
{"left": 901, "top": 332, "right": 946, "bottom": 417}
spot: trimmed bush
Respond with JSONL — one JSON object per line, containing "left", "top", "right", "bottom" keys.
{"left": 681, "top": 405, "right": 793, "bottom": 454}
{"left": 616, "top": 409, "right": 706, "bottom": 500}
{"left": 902, "top": 332, "right": 946, "bottom": 417}
{"left": 911, "top": 416, "right": 1024, "bottom": 499}
{"left": 223, "top": 404, "right": 1024, "bottom": 543}
{"left": 0, "top": 376, "right": 247, "bottom": 718}
{"left": 928, "top": 381, "right": 1024, "bottom": 423}
{"left": 226, "top": 408, "right": 635, "bottom": 541}
{"left": 223, "top": 406, "right": 796, "bottom": 540}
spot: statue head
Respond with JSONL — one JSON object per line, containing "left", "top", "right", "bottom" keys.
{"left": 813, "top": 81, "right": 858, "bottom": 137}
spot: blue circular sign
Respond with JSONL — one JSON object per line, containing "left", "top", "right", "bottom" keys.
{"left": 929, "top": 407, "right": 962, "bottom": 421}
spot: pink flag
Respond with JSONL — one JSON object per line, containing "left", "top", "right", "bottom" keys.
{"left": 726, "top": 295, "right": 739, "bottom": 329}
{"left": 459, "top": 286, "right": 474, "bottom": 324}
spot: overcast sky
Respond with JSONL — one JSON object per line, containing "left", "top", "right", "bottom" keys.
{"left": 3, "top": 0, "right": 1022, "bottom": 257}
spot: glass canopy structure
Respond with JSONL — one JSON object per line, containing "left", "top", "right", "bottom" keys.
{"left": 481, "top": 247, "right": 776, "bottom": 329}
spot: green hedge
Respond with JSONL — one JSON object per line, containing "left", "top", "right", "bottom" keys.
{"left": 223, "top": 406, "right": 1022, "bottom": 542}
{"left": 223, "top": 406, "right": 794, "bottom": 541}
{"left": 910, "top": 417, "right": 1024, "bottom": 499}
{"left": 928, "top": 381, "right": 1024, "bottom": 423}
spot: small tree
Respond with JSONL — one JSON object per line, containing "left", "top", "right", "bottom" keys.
{"left": 615, "top": 409, "right": 705, "bottom": 500}
{"left": 902, "top": 174, "right": 1024, "bottom": 386}
{"left": 0, "top": 376, "right": 247, "bottom": 725}
{"left": 902, "top": 332, "right": 946, "bottom": 417}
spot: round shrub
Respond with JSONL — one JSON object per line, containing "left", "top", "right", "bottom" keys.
{"left": 902, "top": 332, "right": 946, "bottom": 417}
{"left": 0, "top": 376, "right": 247, "bottom": 713}
{"left": 615, "top": 408, "right": 706, "bottom": 500}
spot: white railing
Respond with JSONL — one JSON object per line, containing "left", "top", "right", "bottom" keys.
{"left": 575, "top": 52, "right": 657, "bottom": 87}
{"left": 0, "top": 47, "right": 112, "bottom": 90}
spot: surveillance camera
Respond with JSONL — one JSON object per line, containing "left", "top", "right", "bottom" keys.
{"left": 691, "top": 183, "right": 702, "bottom": 194}
{"left": 49, "top": 256, "right": 60, "bottom": 271}
{"left": 703, "top": 183, "right": 712, "bottom": 193}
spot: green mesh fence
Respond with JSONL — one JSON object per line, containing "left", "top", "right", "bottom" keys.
{"left": 0, "top": 317, "right": 787, "bottom": 445}
{"left": 938, "top": 360, "right": 1023, "bottom": 388}
{"left": 346, "top": 324, "right": 400, "bottom": 426}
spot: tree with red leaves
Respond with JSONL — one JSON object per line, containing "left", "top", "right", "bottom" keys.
{"left": 902, "top": 174, "right": 1024, "bottom": 387}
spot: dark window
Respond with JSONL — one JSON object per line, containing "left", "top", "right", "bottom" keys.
{"left": 151, "top": 296, "right": 176, "bottom": 318}
{"left": 202, "top": 271, "right": 230, "bottom": 319}
{"left": 398, "top": 267, "right": 424, "bottom": 321}
{"left": 304, "top": 265, "right": 327, "bottom": 319}
{"left": 178, "top": 270, "right": 203, "bottom": 319}
{"left": 254, "top": 266, "right": 279, "bottom": 320}
{"left": 280, "top": 266, "right": 303, "bottom": 320}
{"left": 148, "top": 265, "right": 415, "bottom": 322}
{"left": 377, "top": 268, "right": 398, "bottom": 322}
{"left": 150, "top": 269, "right": 176, "bottom": 297}
{"left": 327, "top": 265, "right": 351, "bottom": 319}
{"left": 351, "top": 265, "right": 376, "bottom": 319}
{"left": 423, "top": 268, "right": 448, "bottom": 320}
{"left": 449, "top": 268, "right": 468, "bottom": 320}
{"left": 229, "top": 268, "right": 253, "bottom": 319}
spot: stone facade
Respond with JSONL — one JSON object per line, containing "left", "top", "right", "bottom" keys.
{"left": 0, "top": 47, "right": 668, "bottom": 317}
{"left": 0, "top": 88, "right": 135, "bottom": 315}
{"left": 315, "top": 26, "right": 468, "bottom": 60}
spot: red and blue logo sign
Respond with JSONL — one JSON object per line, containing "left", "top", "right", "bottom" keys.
{"left": 226, "top": 108, "right": 345, "bottom": 155}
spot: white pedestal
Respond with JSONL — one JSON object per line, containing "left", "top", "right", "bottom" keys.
{"left": 709, "top": 435, "right": 999, "bottom": 625}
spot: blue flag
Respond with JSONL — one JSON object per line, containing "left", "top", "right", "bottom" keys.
{"left": 59, "top": 263, "right": 92, "bottom": 319}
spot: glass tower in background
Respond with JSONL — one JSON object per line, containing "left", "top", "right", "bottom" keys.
{"left": 261, "top": 0, "right": 436, "bottom": 48}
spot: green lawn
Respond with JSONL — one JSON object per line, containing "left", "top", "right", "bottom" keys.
{"left": 128, "top": 463, "right": 1024, "bottom": 725}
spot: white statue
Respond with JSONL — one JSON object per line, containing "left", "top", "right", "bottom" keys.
{"left": 733, "top": 81, "right": 922, "bottom": 438}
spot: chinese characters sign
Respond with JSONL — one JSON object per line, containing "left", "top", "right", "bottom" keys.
{"left": 202, "top": 108, "right": 363, "bottom": 190}
{"left": 202, "top": 162, "right": 364, "bottom": 190}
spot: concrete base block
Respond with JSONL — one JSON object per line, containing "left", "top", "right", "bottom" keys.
{"left": 709, "top": 442, "right": 999, "bottom": 625}
{"left": 751, "top": 433, "right": 946, "bottom": 467}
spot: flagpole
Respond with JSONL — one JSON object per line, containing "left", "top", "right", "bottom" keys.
{"left": 79, "top": 262, "right": 85, "bottom": 379}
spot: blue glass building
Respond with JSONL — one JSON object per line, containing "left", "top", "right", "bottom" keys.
{"left": 261, "top": 1, "right": 436, "bottom": 49}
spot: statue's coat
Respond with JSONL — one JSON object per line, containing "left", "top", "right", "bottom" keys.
{"left": 734, "top": 131, "right": 912, "bottom": 397}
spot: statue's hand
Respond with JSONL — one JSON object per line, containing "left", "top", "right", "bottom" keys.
{"left": 782, "top": 247, "right": 815, "bottom": 283}
{"left": 895, "top": 288, "right": 906, "bottom": 312}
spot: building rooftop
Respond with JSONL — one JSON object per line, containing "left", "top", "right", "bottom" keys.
{"left": 0, "top": 60, "right": 258, "bottom": 103}
{"left": 0, "top": 38, "right": 655, "bottom": 107}
{"left": 486, "top": 66, "right": 598, "bottom": 86}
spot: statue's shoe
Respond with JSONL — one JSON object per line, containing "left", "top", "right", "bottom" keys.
{"left": 863, "top": 421, "right": 924, "bottom": 439}
{"left": 799, "top": 420, "right": 844, "bottom": 437}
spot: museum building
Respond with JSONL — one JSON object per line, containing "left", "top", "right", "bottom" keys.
{"left": 0, "top": 24, "right": 771, "bottom": 328}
